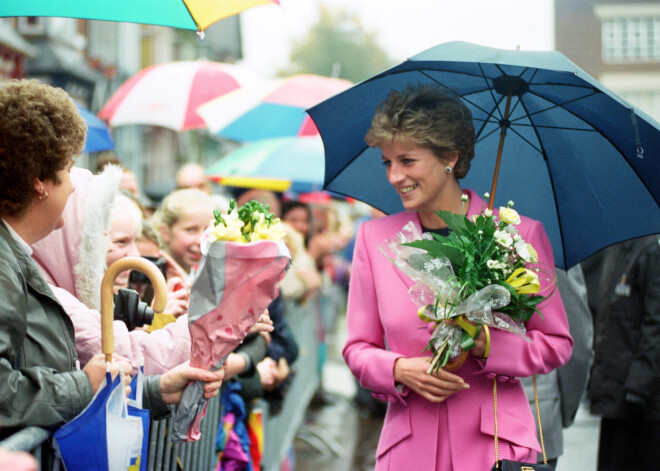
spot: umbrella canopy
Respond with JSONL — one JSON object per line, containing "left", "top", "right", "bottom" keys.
{"left": 307, "top": 41, "right": 660, "bottom": 270}
{"left": 197, "top": 74, "right": 353, "bottom": 141}
{"left": 0, "top": 0, "right": 278, "bottom": 32}
{"left": 206, "top": 136, "right": 325, "bottom": 193}
{"left": 75, "top": 102, "right": 114, "bottom": 153}
{"left": 99, "top": 60, "right": 260, "bottom": 131}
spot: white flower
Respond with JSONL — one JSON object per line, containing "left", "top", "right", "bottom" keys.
{"left": 484, "top": 192, "right": 490, "bottom": 199}
{"left": 487, "top": 259, "right": 508, "bottom": 271}
{"left": 461, "top": 194, "right": 468, "bottom": 202}
{"left": 504, "top": 224, "right": 518, "bottom": 235}
{"left": 484, "top": 209, "right": 493, "bottom": 217}
{"left": 514, "top": 240, "right": 538, "bottom": 263}
{"left": 494, "top": 229, "right": 513, "bottom": 247}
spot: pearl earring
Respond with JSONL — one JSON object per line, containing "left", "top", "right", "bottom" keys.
{"left": 445, "top": 166, "right": 452, "bottom": 174}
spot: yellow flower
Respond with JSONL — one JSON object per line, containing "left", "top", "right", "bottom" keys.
{"left": 499, "top": 207, "right": 521, "bottom": 225}
{"left": 527, "top": 244, "right": 539, "bottom": 263}
{"left": 264, "top": 220, "right": 287, "bottom": 241}
{"left": 505, "top": 268, "right": 540, "bottom": 294}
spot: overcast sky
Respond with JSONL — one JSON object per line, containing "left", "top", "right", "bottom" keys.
{"left": 240, "top": 0, "right": 555, "bottom": 76}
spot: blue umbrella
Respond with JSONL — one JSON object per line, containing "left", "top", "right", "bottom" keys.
{"left": 75, "top": 102, "right": 115, "bottom": 153}
{"left": 307, "top": 41, "right": 660, "bottom": 269}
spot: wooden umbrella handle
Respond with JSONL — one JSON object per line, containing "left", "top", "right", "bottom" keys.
{"left": 100, "top": 256, "right": 168, "bottom": 362}
{"left": 488, "top": 87, "right": 514, "bottom": 211}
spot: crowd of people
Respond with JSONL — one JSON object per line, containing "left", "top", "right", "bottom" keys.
{"left": 0, "top": 78, "right": 657, "bottom": 471}
{"left": 0, "top": 79, "right": 362, "bottom": 470}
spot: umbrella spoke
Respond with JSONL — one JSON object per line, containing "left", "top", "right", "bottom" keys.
{"left": 475, "top": 125, "right": 502, "bottom": 143}
{"left": 518, "top": 88, "right": 602, "bottom": 125}
{"left": 476, "top": 116, "right": 604, "bottom": 133}
{"left": 506, "top": 124, "right": 544, "bottom": 155}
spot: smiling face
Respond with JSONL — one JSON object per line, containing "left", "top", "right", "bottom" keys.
{"left": 381, "top": 138, "right": 459, "bottom": 220}
{"left": 160, "top": 205, "right": 213, "bottom": 273}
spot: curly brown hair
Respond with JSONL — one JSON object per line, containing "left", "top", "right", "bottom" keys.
{"left": 0, "top": 79, "right": 86, "bottom": 216}
{"left": 365, "top": 84, "right": 475, "bottom": 179}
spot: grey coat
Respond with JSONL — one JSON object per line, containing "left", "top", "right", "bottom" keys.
{"left": 0, "top": 221, "right": 93, "bottom": 438}
{"left": 522, "top": 265, "right": 593, "bottom": 460}
{"left": 0, "top": 221, "right": 170, "bottom": 465}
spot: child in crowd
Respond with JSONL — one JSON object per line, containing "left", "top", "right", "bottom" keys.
{"left": 151, "top": 188, "right": 215, "bottom": 279}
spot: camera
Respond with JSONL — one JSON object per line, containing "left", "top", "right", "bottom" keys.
{"left": 128, "top": 256, "right": 167, "bottom": 305}
{"left": 114, "top": 288, "right": 154, "bottom": 331}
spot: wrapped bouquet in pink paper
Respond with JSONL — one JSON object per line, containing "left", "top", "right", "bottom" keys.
{"left": 172, "top": 200, "right": 290, "bottom": 441}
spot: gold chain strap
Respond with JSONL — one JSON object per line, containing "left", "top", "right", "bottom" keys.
{"left": 532, "top": 375, "right": 547, "bottom": 465}
{"left": 492, "top": 375, "right": 547, "bottom": 468}
{"left": 493, "top": 378, "right": 499, "bottom": 468}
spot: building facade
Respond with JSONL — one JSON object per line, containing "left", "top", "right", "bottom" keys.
{"left": 3, "top": 16, "right": 243, "bottom": 201}
{"left": 555, "top": 0, "right": 660, "bottom": 121}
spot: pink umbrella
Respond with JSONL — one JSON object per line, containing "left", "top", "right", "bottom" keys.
{"left": 99, "top": 60, "right": 260, "bottom": 131}
{"left": 196, "top": 74, "right": 353, "bottom": 141}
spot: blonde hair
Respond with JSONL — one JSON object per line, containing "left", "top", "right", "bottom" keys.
{"left": 151, "top": 188, "right": 213, "bottom": 230}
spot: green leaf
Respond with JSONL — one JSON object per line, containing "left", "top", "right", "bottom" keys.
{"left": 403, "top": 240, "right": 465, "bottom": 268}
{"left": 213, "top": 208, "right": 225, "bottom": 226}
{"left": 436, "top": 210, "right": 472, "bottom": 236}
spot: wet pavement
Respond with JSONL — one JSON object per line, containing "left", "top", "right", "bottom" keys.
{"left": 293, "top": 315, "right": 383, "bottom": 471}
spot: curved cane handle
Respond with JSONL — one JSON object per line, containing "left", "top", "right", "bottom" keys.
{"left": 100, "top": 256, "right": 167, "bottom": 362}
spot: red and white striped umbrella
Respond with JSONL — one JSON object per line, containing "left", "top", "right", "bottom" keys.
{"left": 99, "top": 60, "right": 260, "bottom": 131}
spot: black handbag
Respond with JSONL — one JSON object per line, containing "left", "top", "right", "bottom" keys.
{"left": 491, "top": 461, "right": 552, "bottom": 471}
{"left": 490, "top": 375, "right": 553, "bottom": 471}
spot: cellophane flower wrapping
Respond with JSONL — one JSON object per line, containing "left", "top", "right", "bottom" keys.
{"left": 171, "top": 200, "right": 290, "bottom": 442}
{"left": 378, "top": 198, "right": 550, "bottom": 372}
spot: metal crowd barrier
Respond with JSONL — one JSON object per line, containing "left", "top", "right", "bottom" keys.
{"left": 0, "top": 293, "right": 328, "bottom": 471}
{"left": 259, "top": 298, "right": 321, "bottom": 471}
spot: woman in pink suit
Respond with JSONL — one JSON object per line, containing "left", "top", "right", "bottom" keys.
{"left": 343, "top": 85, "right": 573, "bottom": 470}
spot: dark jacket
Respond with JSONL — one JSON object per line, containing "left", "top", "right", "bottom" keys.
{"left": 0, "top": 221, "right": 93, "bottom": 438}
{"left": 588, "top": 235, "right": 660, "bottom": 420}
{"left": 0, "top": 221, "right": 169, "bottom": 469}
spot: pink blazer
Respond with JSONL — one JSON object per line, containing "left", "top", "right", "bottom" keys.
{"left": 343, "top": 189, "right": 573, "bottom": 470}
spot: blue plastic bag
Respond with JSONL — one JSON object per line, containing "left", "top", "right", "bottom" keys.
{"left": 54, "top": 368, "right": 143, "bottom": 470}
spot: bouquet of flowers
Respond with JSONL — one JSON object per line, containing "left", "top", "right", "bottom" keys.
{"left": 379, "top": 194, "right": 553, "bottom": 373}
{"left": 172, "top": 199, "right": 290, "bottom": 441}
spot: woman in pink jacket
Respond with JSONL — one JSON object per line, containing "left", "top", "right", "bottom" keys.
{"left": 343, "top": 84, "right": 573, "bottom": 470}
